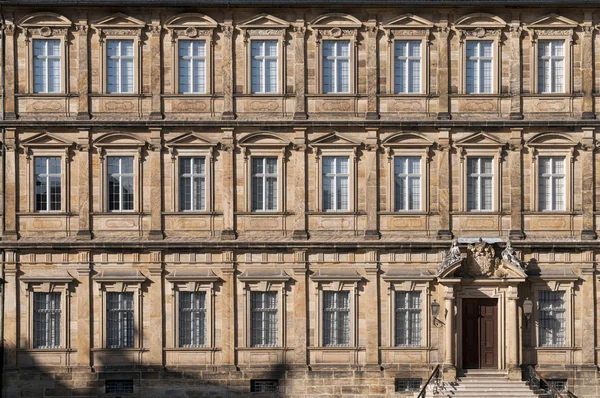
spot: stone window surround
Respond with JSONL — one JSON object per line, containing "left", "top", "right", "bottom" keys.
{"left": 95, "top": 29, "right": 143, "bottom": 95}
{"left": 381, "top": 275, "right": 433, "bottom": 349}
{"left": 385, "top": 31, "right": 430, "bottom": 96}
{"left": 311, "top": 269, "right": 362, "bottom": 348}
{"left": 238, "top": 270, "right": 290, "bottom": 348}
{"left": 93, "top": 269, "right": 146, "bottom": 350}
{"left": 171, "top": 35, "right": 213, "bottom": 96}
{"left": 457, "top": 147, "right": 503, "bottom": 213}
{"left": 166, "top": 269, "right": 219, "bottom": 349}
{"left": 21, "top": 271, "right": 73, "bottom": 350}
{"left": 456, "top": 31, "right": 503, "bottom": 95}
{"left": 528, "top": 29, "right": 574, "bottom": 95}
{"left": 243, "top": 32, "right": 287, "bottom": 96}
{"left": 384, "top": 147, "right": 431, "bottom": 214}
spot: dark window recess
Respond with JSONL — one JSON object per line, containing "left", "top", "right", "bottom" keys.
{"left": 105, "top": 380, "right": 134, "bottom": 394}
{"left": 395, "top": 378, "right": 421, "bottom": 392}
{"left": 541, "top": 379, "right": 568, "bottom": 393}
{"left": 251, "top": 379, "right": 279, "bottom": 393}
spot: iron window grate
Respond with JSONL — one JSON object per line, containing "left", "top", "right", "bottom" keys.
{"left": 105, "top": 380, "right": 134, "bottom": 394}
{"left": 251, "top": 379, "right": 279, "bottom": 393}
{"left": 541, "top": 379, "right": 568, "bottom": 393}
{"left": 395, "top": 378, "right": 421, "bottom": 392}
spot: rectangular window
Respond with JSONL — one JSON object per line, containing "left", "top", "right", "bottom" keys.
{"left": 33, "top": 39, "right": 61, "bottom": 93}
{"left": 250, "top": 291, "right": 278, "bottom": 347}
{"left": 251, "top": 380, "right": 279, "bottom": 393}
{"left": 106, "top": 292, "right": 134, "bottom": 349}
{"left": 179, "top": 291, "right": 206, "bottom": 348}
{"left": 467, "top": 157, "right": 493, "bottom": 211}
{"left": 322, "top": 290, "right": 350, "bottom": 347}
{"left": 539, "top": 290, "right": 566, "bottom": 347}
{"left": 322, "top": 156, "right": 349, "bottom": 211}
{"left": 395, "top": 379, "right": 421, "bottom": 392}
{"left": 394, "top": 41, "right": 421, "bottom": 94}
{"left": 33, "top": 292, "right": 61, "bottom": 349}
{"left": 34, "top": 156, "right": 62, "bottom": 212}
{"left": 107, "top": 39, "right": 134, "bottom": 94}
{"left": 107, "top": 156, "right": 134, "bottom": 212}
{"left": 178, "top": 40, "right": 206, "bottom": 94}
{"left": 394, "top": 157, "right": 421, "bottom": 211}
{"left": 323, "top": 40, "right": 350, "bottom": 94}
{"left": 251, "top": 40, "right": 278, "bottom": 94}
{"left": 179, "top": 157, "right": 206, "bottom": 211}
{"left": 466, "top": 41, "right": 493, "bottom": 94}
{"left": 538, "top": 157, "right": 565, "bottom": 211}
{"left": 538, "top": 40, "right": 565, "bottom": 94}
{"left": 395, "top": 291, "right": 422, "bottom": 347}
{"left": 105, "top": 380, "right": 134, "bottom": 394}
{"left": 251, "top": 157, "right": 278, "bottom": 211}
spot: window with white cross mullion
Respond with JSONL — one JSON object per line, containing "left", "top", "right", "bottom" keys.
{"left": 538, "top": 156, "right": 565, "bottom": 211}
{"left": 250, "top": 291, "right": 278, "bottom": 347}
{"left": 323, "top": 40, "right": 351, "bottom": 94}
{"left": 394, "top": 156, "right": 421, "bottom": 211}
{"left": 466, "top": 41, "right": 493, "bottom": 94}
{"left": 251, "top": 157, "right": 278, "bottom": 211}
{"left": 251, "top": 40, "right": 278, "bottom": 94}
{"left": 466, "top": 156, "right": 493, "bottom": 211}
{"left": 178, "top": 40, "right": 207, "bottom": 94}
{"left": 322, "top": 156, "right": 350, "bottom": 211}
{"left": 179, "top": 157, "right": 206, "bottom": 212}
{"left": 538, "top": 40, "right": 565, "bottom": 94}
{"left": 33, "top": 292, "right": 62, "bottom": 349}
{"left": 107, "top": 39, "right": 134, "bottom": 94}
{"left": 394, "top": 40, "right": 422, "bottom": 94}
{"left": 33, "top": 39, "right": 61, "bottom": 93}
{"left": 322, "top": 290, "right": 350, "bottom": 347}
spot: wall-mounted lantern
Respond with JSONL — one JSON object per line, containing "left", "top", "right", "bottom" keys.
{"left": 523, "top": 297, "right": 533, "bottom": 328}
{"left": 431, "top": 299, "right": 443, "bottom": 327}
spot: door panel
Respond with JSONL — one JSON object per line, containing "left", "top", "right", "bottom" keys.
{"left": 480, "top": 303, "right": 498, "bottom": 368}
{"left": 462, "top": 299, "right": 498, "bottom": 369}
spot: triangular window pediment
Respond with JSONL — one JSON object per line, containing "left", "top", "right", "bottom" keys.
{"left": 93, "top": 132, "right": 147, "bottom": 148}
{"left": 382, "top": 132, "right": 433, "bottom": 148}
{"left": 239, "top": 13, "right": 290, "bottom": 29}
{"left": 92, "top": 13, "right": 145, "bottom": 29}
{"left": 527, "top": 14, "right": 578, "bottom": 28}
{"left": 526, "top": 132, "right": 576, "bottom": 148}
{"left": 311, "top": 13, "right": 361, "bottom": 29}
{"left": 455, "top": 13, "right": 507, "bottom": 28}
{"left": 383, "top": 14, "right": 433, "bottom": 29}
{"left": 20, "top": 132, "right": 74, "bottom": 148}
{"left": 310, "top": 132, "right": 360, "bottom": 147}
{"left": 19, "top": 12, "right": 72, "bottom": 28}
{"left": 455, "top": 132, "right": 504, "bottom": 148}
{"left": 238, "top": 132, "right": 290, "bottom": 147}
{"left": 165, "top": 132, "right": 216, "bottom": 148}
{"left": 164, "top": 13, "right": 217, "bottom": 29}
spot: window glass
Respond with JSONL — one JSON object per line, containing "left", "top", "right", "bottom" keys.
{"left": 323, "top": 41, "right": 350, "bottom": 93}
{"left": 33, "top": 292, "right": 61, "bottom": 349}
{"left": 179, "top": 40, "right": 206, "bottom": 94}
{"left": 107, "top": 156, "right": 134, "bottom": 212}
{"left": 251, "top": 40, "right": 278, "bottom": 93}
{"left": 179, "top": 291, "right": 206, "bottom": 347}
{"left": 394, "top": 157, "right": 421, "bottom": 211}
{"left": 322, "top": 291, "right": 350, "bottom": 347}
{"left": 539, "top": 291, "right": 566, "bottom": 347}
{"left": 107, "top": 40, "right": 134, "bottom": 94}
{"left": 466, "top": 41, "right": 494, "bottom": 94}
{"left": 33, "top": 39, "right": 61, "bottom": 93}
{"left": 250, "top": 291, "right": 278, "bottom": 347}
{"left": 395, "top": 291, "right": 422, "bottom": 346}
{"left": 35, "top": 157, "right": 62, "bottom": 212}
{"left": 179, "top": 157, "right": 206, "bottom": 211}
{"left": 538, "top": 157, "right": 565, "bottom": 211}
{"left": 394, "top": 41, "right": 421, "bottom": 94}
{"left": 106, "top": 292, "right": 134, "bottom": 348}
{"left": 466, "top": 157, "right": 493, "bottom": 211}
{"left": 538, "top": 40, "right": 565, "bottom": 93}
{"left": 251, "top": 157, "right": 278, "bottom": 211}
{"left": 322, "top": 156, "right": 349, "bottom": 211}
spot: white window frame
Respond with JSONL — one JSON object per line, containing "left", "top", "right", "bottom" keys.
{"left": 537, "top": 156, "right": 566, "bottom": 212}
{"left": 393, "top": 40, "right": 423, "bottom": 94}
{"left": 32, "top": 39, "right": 62, "bottom": 94}
{"left": 105, "top": 39, "right": 136, "bottom": 94}
{"left": 250, "top": 156, "right": 279, "bottom": 212}
{"left": 531, "top": 32, "right": 572, "bottom": 95}
{"left": 531, "top": 279, "right": 575, "bottom": 350}
{"left": 321, "top": 155, "right": 350, "bottom": 212}
{"left": 458, "top": 34, "right": 501, "bottom": 95}
{"left": 177, "top": 291, "right": 208, "bottom": 348}
{"left": 393, "top": 156, "right": 422, "bottom": 212}
{"left": 465, "top": 156, "right": 495, "bottom": 212}
{"left": 321, "top": 40, "right": 352, "bottom": 94}
{"left": 529, "top": 145, "right": 574, "bottom": 213}
{"left": 537, "top": 40, "right": 566, "bottom": 94}
{"left": 250, "top": 40, "right": 279, "bottom": 94}
{"left": 177, "top": 39, "right": 208, "bottom": 94}
{"left": 105, "top": 291, "right": 135, "bottom": 349}
{"left": 106, "top": 155, "right": 136, "bottom": 212}
{"left": 33, "top": 156, "right": 63, "bottom": 212}
{"left": 178, "top": 156, "right": 207, "bottom": 212}
{"left": 98, "top": 34, "right": 140, "bottom": 95}
{"left": 464, "top": 40, "right": 495, "bottom": 94}
{"left": 249, "top": 291, "right": 279, "bottom": 347}
{"left": 394, "top": 291, "right": 422, "bottom": 347}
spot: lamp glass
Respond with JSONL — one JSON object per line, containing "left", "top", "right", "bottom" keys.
{"left": 523, "top": 297, "right": 533, "bottom": 317}
{"left": 431, "top": 300, "right": 441, "bottom": 317}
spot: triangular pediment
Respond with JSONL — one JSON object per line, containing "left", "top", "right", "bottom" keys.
{"left": 527, "top": 14, "right": 578, "bottom": 28}
{"left": 239, "top": 13, "right": 290, "bottom": 28}
{"left": 526, "top": 132, "right": 576, "bottom": 147}
{"left": 310, "top": 13, "right": 362, "bottom": 29}
{"left": 165, "top": 13, "right": 217, "bottom": 28}
{"left": 92, "top": 13, "right": 145, "bottom": 29}
{"left": 383, "top": 14, "right": 434, "bottom": 29}
{"left": 165, "top": 132, "right": 216, "bottom": 148}
{"left": 455, "top": 13, "right": 507, "bottom": 28}
{"left": 20, "top": 132, "right": 74, "bottom": 148}
{"left": 382, "top": 132, "right": 433, "bottom": 147}
{"left": 455, "top": 132, "right": 504, "bottom": 147}
{"left": 19, "top": 12, "right": 72, "bottom": 27}
{"left": 93, "top": 132, "right": 147, "bottom": 148}
{"left": 310, "top": 132, "right": 361, "bottom": 147}
{"left": 238, "top": 132, "right": 290, "bottom": 147}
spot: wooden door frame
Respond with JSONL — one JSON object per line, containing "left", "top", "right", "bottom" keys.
{"left": 461, "top": 298, "right": 498, "bottom": 369}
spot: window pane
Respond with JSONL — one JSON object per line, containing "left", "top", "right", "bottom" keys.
{"left": 179, "top": 291, "right": 206, "bottom": 347}
{"left": 251, "top": 292, "right": 278, "bottom": 347}
{"left": 33, "top": 293, "right": 61, "bottom": 349}
{"left": 395, "top": 291, "right": 421, "bottom": 346}
{"left": 106, "top": 292, "right": 134, "bottom": 349}
{"left": 323, "top": 291, "right": 350, "bottom": 347}
{"left": 539, "top": 291, "right": 566, "bottom": 347}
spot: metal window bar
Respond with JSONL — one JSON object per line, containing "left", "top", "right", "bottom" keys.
{"left": 394, "top": 156, "right": 421, "bottom": 211}
{"left": 106, "top": 292, "right": 134, "bottom": 349}
{"left": 395, "top": 291, "right": 422, "bottom": 347}
{"left": 105, "top": 380, "right": 134, "bottom": 394}
{"left": 396, "top": 379, "right": 422, "bottom": 392}
{"left": 33, "top": 39, "right": 61, "bottom": 93}
{"left": 250, "top": 291, "right": 278, "bottom": 347}
{"left": 107, "top": 40, "right": 134, "bottom": 93}
{"left": 251, "top": 157, "right": 278, "bottom": 212}
{"left": 538, "top": 157, "right": 565, "bottom": 211}
{"left": 107, "top": 156, "right": 134, "bottom": 212}
{"left": 179, "top": 291, "right": 206, "bottom": 348}
{"left": 34, "top": 156, "right": 62, "bottom": 212}
{"left": 178, "top": 40, "right": 206, "bottom": 94}
{"left": 33, "top": 292, "right": 61, "bottom": 349}
{"left": 323, "top": 40, "right": 350, "bottom": 93}
{"left": 394, "top": 40, "right": 421, "bottom": 94}
{"left": 322, "top": 156, "right": 350, "bottom": 211}
{"left": 251, "top": 380, "right": 279, "bottom": 393}
{"left": 322, "top": 291, "right": 350, "bottom": 347}
{"left": 467, "top": 157, "right": 494, "bottom": 211}
{"left": 466, "top": 41, "right": 494, "bottom": 94}
{"left": 539, "top": 290, "right": 566, "bottom": 347}
{"left": 179, "top": 157, "right": 206, "bottom": 211}
{"left": 538, "top": 40, "right": 565, "bottom": 94}
{"left": 251, "top": 40, "right": 279, "bottom": 93}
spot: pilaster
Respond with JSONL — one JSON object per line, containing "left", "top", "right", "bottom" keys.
{"left": 509, "top": 16, "right": 523, "bottom": 120}
{"left": 506, "top": 285, "right": 520, "bottom": 380}
{"left": 292, "top": 128, "right": 308, "bottom": 239}
{"left": 76, "top": 251, "right": 92, "bottom": 368}
{"left": 364, "top": 259, "right": 380, "bottom": 369}
{"left": 436, "top": 128, "right": 452, "bottom": 239}
{"left": 292, "top": 250, "right": 308, "bottom": 367}
{"left": 442, "top": 282, "right": 456, "bottom": 379}
{"left": 4, "top": 250, "right": 18, "bottom": 369}
{"left": 364, "top": 128, "right": 379, "bottom": 239}
{"left": 365, "top": 21, "right": 379, "bottom": 120}
{"left": 148, "top": 18, "right": 163, "bottom": 120}
{"left": 4, "top": 128, "right": 18, "bottom": 240}
{"left": 221, "top": 18, "right": 235, "bottom": 120}
{"left": 220, "top": 128, "right": 236, "bottom": 240}
{"left": 509, "top": 128, "right": 525, "bottom": 239}
{"left": 292, "top": 22, "right": 307, "bottom": 120}
{"left": 581, "top": 128, "right": 596, "bottom": 239}
{"left": 3, "top": 21, "right": 16, "bottom": 120}
{"left": 76, "top": 129, "right": 92, "bottom": 239}
{"left": 581, "top": 11, "right": 595, "bottom": 120}
{"left": 76, "top": 19, "right": 90, "bottom": 120}
{"left": 147, "top": 252, "right": 164, "bottom": 367}
{"left": 221, "top": 251, "right": 236, "bottom": 369}
{"left": 436, "top": 19, "right": 451, "bottom": 120}
{"left": 148, "top": 128, "right": 164, "bottom": 239}
{"left": 581, "top": 266, "right": 596, "bottom": 365}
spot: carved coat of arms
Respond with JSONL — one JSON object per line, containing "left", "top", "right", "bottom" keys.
{"left": 459, "top": 239, "right": 498, "bottom": 277}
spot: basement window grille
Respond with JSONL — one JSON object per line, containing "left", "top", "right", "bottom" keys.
{"left": 251, "top": 379, "right": 279, "bottom": 393}
{"left": 395, "top": 378, "right": 421, "bottom": 392}
{"left": 541, "top": 379, "right": 568, "bottom": 393}
{"left": 105, "top": 380, "right": 134, "bottom": 394}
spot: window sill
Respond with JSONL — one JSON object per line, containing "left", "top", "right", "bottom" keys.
{"left": 379, "top": 93, "right": 431, "bottom": 98}
{"left": 16, "top": 93, "right": 76, "bottom": 98}
{"left": 92, "top": 212, "right": 147, "bottom": 216}
{"left": 236, "top": 211, "right": 290, "bottom": 216}
{"left": 379, "top": 211, "right": 429, "bottom": 216}
{"left": 236, "top": 347, "right": 291, "bottom": 351}
{"left": 163, "top": 211, "right": 221, "bottom": 216}
{"left": 89, "top": 93, "right": 148, "bottom": 98}
{"left": 451, "top": 211, "right": 501, "bottom": 215}
{"left": 164, "top": 347, "right": 220, "bottom": 352}
{"left": 20, "top": 348, "right": 75, "bottom": 353}
{"left": 380, "top": 346, "right": 432, "bottom": 351}
{"left": 523, "top": 93, "right": 581, "bottom": 97}
{"left": 308, "top": 346, "right": 364, "bottom": 350}
{"left": 307, "top": 211, "right": 366, "bottom": 216}
{"left": 18, "top": 212, "right": 71, "bottom": 216}
{"left": 162, "top": 94, "right": 215, "bottom": 98}
{"left": 525, "top": 211, "right": 577, "bottom": 216}
{"left": 91, "top": 348, "right": 149, "bottom": 352}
